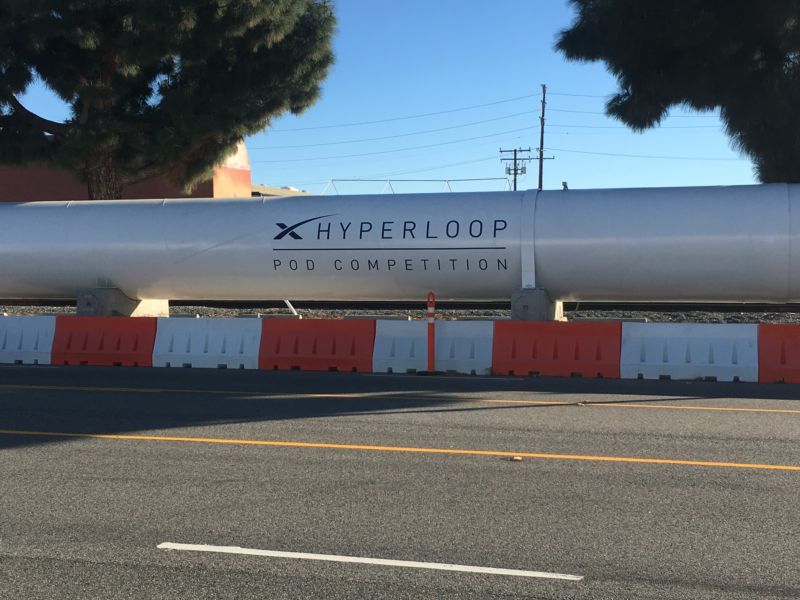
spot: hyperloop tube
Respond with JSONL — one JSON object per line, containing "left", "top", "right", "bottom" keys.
{"left": 0, "top": 183, "right": 799, "bottom": 303}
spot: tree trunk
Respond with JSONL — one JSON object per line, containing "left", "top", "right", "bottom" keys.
{"left": 86, "top": 154, "right": 123, "bottom": 200}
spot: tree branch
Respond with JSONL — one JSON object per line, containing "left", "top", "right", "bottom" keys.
{"left": 124, "top": 160, "right": 169, "bottom": 185}
{"left": 8, "top": 96, "right": 67, "bottom": 137}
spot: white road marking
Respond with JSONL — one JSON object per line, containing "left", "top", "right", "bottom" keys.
{"left": 157, "top": 542, "right": 583, "bottom": 581}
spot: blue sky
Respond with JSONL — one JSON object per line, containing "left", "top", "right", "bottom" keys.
{"left": 21, "top": 0, "right": 756, "bottom": 195}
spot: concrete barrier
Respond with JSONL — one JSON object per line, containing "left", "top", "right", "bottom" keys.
{"left": 435, "top": 320, "right": 494, "bottom": 375}
{"left": 372, "top": 320, "right": 494, "bottom": 374}
{"left": 372, "top": 320, "right": 427, "bottom": 373}
{"left": 0, "top": 315, "right": 56, "bottom": 365}
{"left": 758, "top": 324, "right": 800, "bottom": 383}
{"left": 51, "top": 316, "right": 157, "bottom": 367}
{"left": 0, "top": 315, "right": 784, "bottom": 387}
{"left": 260, "top": 319, "right": 376, "bottom": 372}
{"left": 492, "top": 321, "right": 621, "bottom": 378}
{"left": 153, "top": 317, "right": 263, "bottom": 369}
{"left": 620, "top": 322, "right": 758, "bottom": 382}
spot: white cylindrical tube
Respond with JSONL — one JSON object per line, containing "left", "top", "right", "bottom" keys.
{"left": 0, "top": 184, "right": 797, "bottom": 303}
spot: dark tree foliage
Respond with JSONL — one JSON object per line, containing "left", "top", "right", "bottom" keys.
{"left": 0, "top": 1, "right": 335, "bottom": 198}
{"left": 557, "top": 0, "right": 800, "bottom": 183}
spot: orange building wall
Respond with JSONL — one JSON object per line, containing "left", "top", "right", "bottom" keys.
{"left": 0, "top": 142, "right": 252, "bottom": 201}
{"left": 211, "top": 165, "right": 253, "bottom": 198}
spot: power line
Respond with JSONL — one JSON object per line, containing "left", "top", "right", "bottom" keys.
{"left": 546, "top": 146, "right": 745, "bottom": 161}
{"left": 331, "top": 177, "right": 506, "bottom": 183}
{"left": 548, "top": 123, "right": 719, "bottom": 130}
{"left": 273, "top": 140, "right": 741, "bottom": 187}
{"left": 252, "top": 119, "right": 719, "bottom": 153}
{"left": 371, "top": 155, "right": 499, "bottom": 178}
{"left": 547, "top": 91, "right": 609, "bottom": 98}
{"left": 545, "top": 130, "right": 720, "bottom": 138}
{"left": 290, "top": 155, "right": 500, "bottom": 187}
{"left": 271, "top": 93, "right": 538, "bottom": 132}
{"left": 322, "top": 176, "right": 510, "bottom": 195}
{"left": 549, "top": 107, "right": 720, "bottom": 118}
{"left": 250, "top": 126, "right": 537, "bottom": 163}
{"left": 262, "top": 89, "right": 717, "bottom": 134}
{"left": 250, "top": 119, "right": 721, "bottom": 156}
{"left": 261, "top": 93, "right": 717, "bottom": 135}
{"left": 251, "top": 110, "right": 537, "bottom": 150}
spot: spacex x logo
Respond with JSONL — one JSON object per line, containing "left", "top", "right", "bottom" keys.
{"left": 274, "top": 214, "right": 335, "bottom": 240}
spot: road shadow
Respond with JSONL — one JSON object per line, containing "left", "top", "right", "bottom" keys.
{"left": 1, "top": 364, "right": 799, "bottom": 451}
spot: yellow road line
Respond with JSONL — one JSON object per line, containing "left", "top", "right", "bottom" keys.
{"left": 0, "top": 384, "right": 169, "bottom": 394}
{"left": 0, "top": 384, "right": 406, "bottom": 399}
{"left": 457, "top": 398, "right": 568, "bottom": 406}
{"left": 1, "top": 383, "right": 798, "bottom": 414}
{"left": 0, "top": 383, "right": 567, "bottom": 405}
{"left": 476, "top": 399, "right": 800, "bottom": 413}
{"left": 1, "top": 428, "right": 798, "bottom": 472}
{"left": 589, "top": 403, "right": 800, "bottom": 415}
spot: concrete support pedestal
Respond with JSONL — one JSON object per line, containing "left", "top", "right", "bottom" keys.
{"left": 511, "top": 288, "right": 564, "bottom": 321}
{"left": 77, "top": 288, "right": 169, "bottom": 317}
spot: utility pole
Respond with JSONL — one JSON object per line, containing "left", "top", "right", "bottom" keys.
{"left": 536, "top": 84, "right": 555, "bottom": 190}
{"left": 538, "top": 84, "right": 546, "bottom": 190}
{"left": 499, "top": 147, "right": 532, "bottom": 191}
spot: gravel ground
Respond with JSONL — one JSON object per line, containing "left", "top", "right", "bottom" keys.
{"left": 568, "top": 310, "right": 800, "bottom": 323}
{"left": 3, "top": 304, "right": 800, "bottom": 323}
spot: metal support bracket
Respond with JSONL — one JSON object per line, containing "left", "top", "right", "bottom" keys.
{"left": 520, "top": 189, "right": 539, "bottom": 289}
{"left": 77, "top": 288, "right": 169, "bottom": 317}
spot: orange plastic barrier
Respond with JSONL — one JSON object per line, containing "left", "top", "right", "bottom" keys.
{"left": 758, "top": 324, "right": 800, "bottom": 383}
{"left": 492, "top": 321, "right": 621, "bottom": 378}
{"left": 259, "top": 319, "right": 376, "bottom": 372}
{"left": 51, "top": 316, "right": 157, "bottom": 367}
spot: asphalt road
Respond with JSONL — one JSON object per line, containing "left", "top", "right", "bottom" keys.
{"left": 1, "top": 366, "right": 799, "bottom": 599}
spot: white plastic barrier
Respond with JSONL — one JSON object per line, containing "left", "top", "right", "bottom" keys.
{"left": 620, "top": 322, "right": 759, "bottom": 382}
{"left": 0, "top": 315, "right": 56, "bottom": 365}
{"left": 372, "top": 320, "right": 494, "bottom": 375}
{"left": 373, "top": 320, "right": 427, "bottom": 373}
{"left": 153, "top": 317, "right": 263, "bottom": 369}
{"left": 435, "top": 320, "right": 494, "bottom": 375}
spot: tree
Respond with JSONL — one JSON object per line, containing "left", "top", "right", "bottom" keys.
{"left": 0, "top": 1, "right": 335, "bottom": 199}
{"left": 556, "top": 0, "right": 800, "bottom": 183}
